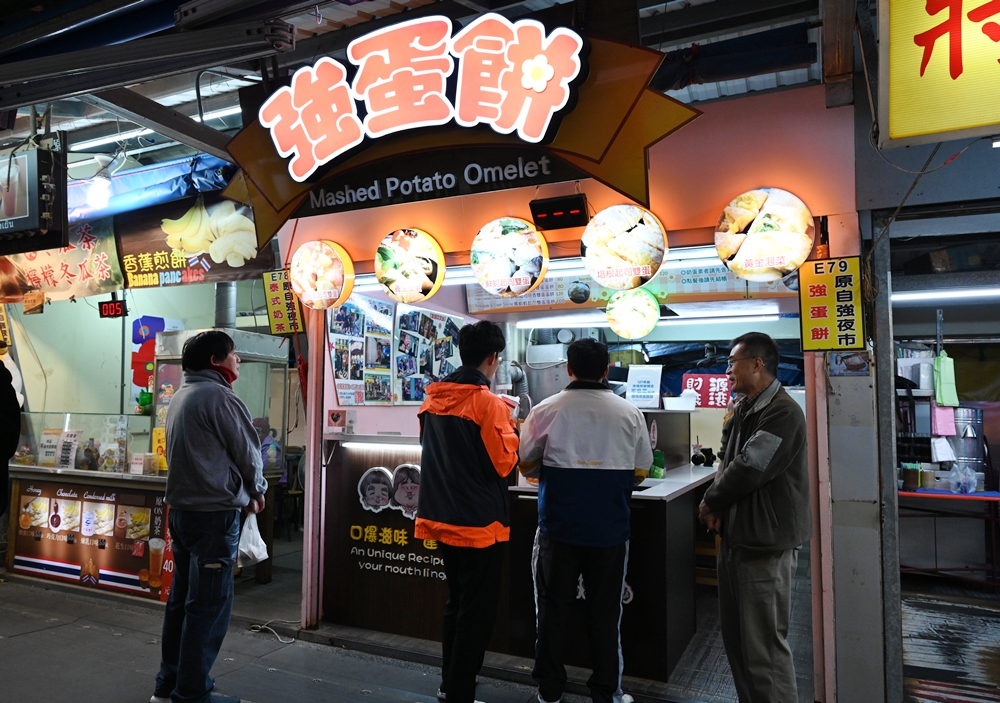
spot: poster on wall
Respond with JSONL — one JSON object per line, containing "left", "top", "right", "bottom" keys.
{"left": 681, "top": 374, "right": 731, "bottom": 408}
{"left": 12, "top": 479, "right": 174, "bottom": 602}
{"left": 328, "top": 293, "right": 395, "bottom": 406}
{"left": 132, "top": 316, "right": 183, "bottom": 416}
{"left": 357, "top": 464, "right": 421, "bottom": 520}
{"left": 115, "top": 194, "right": 274, "bottom": 289}
{"left": 393, "top": 304, "right": 464, "bottom": 405}
{"left": 0, "top": 218, "right": 123, "bottom": 304}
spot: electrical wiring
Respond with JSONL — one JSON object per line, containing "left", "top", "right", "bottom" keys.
{"left": 248, "top": 618, "right": 300, "bottom": 644}
{"left": 867, "top": 123, "right": 986, "bottom": 176}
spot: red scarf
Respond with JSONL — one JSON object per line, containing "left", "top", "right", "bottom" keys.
{"left": 209, "top": 364, "right": 237, "bottom": 388}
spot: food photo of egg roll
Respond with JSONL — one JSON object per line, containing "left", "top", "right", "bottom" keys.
{"left": 581, "top": 205, "right": 667, "bottom": 291}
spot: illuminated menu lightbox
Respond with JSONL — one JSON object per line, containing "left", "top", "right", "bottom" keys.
{"left": 374, "top": 229, "right": 446, "bottom": 304}
{"left": 581, "top": 205, "right": 667, "bottom": 291}
{"left": 470, "top": 217, "right": 548, "bottom": 297}
{"left": 289, "top": 240, "right": 355, "bottom": 310}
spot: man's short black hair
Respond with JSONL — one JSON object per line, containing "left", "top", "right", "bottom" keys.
{"left": 567, "top": 338, "right": 609, "bottom": 381}
{"left": 730, "top": 331, "right": 779, "bottom": 377}
{"left": 182, "top": 330, "right": 236, "bottom": 372}
{"left": 458, "top": 321, "right": 506, "bottom": 368}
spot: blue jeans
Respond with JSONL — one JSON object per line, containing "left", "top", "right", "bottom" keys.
{"left": 155, "top": 508, "right": 239, "bottom": 703}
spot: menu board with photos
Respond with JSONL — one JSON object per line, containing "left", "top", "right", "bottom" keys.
{"left": 393, "top": 305, "right": 464, "bottom": 405}
{"left": 328, "top": 294, "right": 396, "bottom": 406}
{"left": 12, "top": 479, "right": 174, "bottom": 602}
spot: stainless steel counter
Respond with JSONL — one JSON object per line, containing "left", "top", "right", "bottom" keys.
{"left": 510, "top": 463, "right": 716, "bottom": 501}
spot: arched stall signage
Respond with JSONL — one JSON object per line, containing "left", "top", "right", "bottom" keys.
{"left": 714, "top": 188, "right": 814, "bottom": 283}
{"left": 259, "top": 14, "right": 585, "bottom": 183}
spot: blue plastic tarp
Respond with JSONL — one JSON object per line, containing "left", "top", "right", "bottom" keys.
{"left": 68, "top": 154, "right": 234, "bottom": 223}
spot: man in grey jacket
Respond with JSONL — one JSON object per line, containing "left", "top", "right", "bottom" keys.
{"left": 699, "top": 332, "right": 810, "bottom": 703}
{"left": 152, "top": 330, "right": 267, "bottom": 703}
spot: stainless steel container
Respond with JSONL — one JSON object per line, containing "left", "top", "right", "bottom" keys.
{"left": 947, "top": 407, "right": 985, "bottom": 474}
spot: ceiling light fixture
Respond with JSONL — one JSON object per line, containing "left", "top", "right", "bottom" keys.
{"left": 891, "top": 287, "right": 1000, "bottom": 302}
{"left": 514, "top": 313, "right": 782, "bottom": 330}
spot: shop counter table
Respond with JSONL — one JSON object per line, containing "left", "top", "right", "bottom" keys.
{"left": 897, "top": 488, "right": 1000, "bottom": 586}
{"left": 7, "top": 464, "right": 284, "bottom": 597}
{"left": 508, "top": 464, "right": 716, "bottom": 682}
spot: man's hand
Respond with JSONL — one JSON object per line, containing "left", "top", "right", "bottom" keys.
{"left": 247, "top": 496, "right": 265, "bottom": 514}
{"left": 698, "top": 499, "right": 721, "bottom": 532}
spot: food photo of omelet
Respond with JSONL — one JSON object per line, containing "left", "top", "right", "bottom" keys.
{"left": 605, "top": 288, "right": 660, "bottom": 339}
{"left": 714, "top": 188, "right": 815, "bottom": 282}
{"left": 374, "top": 229, "right": 444, "bottom": 304}
{"left": 581, "top": 205, "right": 667, "bottom": 290}
{"left": 470, "top": 218, "right": 548, "bottom": 297}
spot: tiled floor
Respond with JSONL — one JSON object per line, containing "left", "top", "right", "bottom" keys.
{"left": 233, "top": 528, "right": 304, "bottom": 624}
{"left": 662, "top": 545, "right": 814, "bottom": 703}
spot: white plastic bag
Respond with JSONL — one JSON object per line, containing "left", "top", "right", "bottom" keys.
{"left": 238, "top": 513, "right": 269, "bottom": 567}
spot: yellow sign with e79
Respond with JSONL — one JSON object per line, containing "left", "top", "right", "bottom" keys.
{"left": 799, "top": 257, "right": 864, "bottom": 352}
{"left": 882, "top": 0, "right": 1000, "bottom": 145}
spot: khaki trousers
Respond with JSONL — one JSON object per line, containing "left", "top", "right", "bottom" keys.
{"left": 717, "top": 538, "right": 799, "bottom": 703}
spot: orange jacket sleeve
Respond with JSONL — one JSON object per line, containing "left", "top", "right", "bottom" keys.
{"left": 476, "top": 390, "right": 519, "bottom": 477}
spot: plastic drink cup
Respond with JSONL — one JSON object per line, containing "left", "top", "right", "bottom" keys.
{"left": 81, "top": 509, "right": 95, "bottom": 536}
{"left": 3, "top": 164, "right": 19, "bottom": 218}
{"left": 148, "top": 538, "right": 166, "bottom": 577}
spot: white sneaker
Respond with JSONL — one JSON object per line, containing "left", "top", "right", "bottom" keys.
{"left": 151, "top": 696, "right": 170, "bottom": 703}
{"left": 621, "top": 695, "right": 634, "bottom": 703}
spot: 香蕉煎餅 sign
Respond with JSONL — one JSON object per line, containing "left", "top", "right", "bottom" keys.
{"left": 881, "top": 0, "right": 1000, "bottom": 145}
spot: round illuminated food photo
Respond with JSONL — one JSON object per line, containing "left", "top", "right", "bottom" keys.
{"left": 714, "top": 188, "right": 815, "bottom": 282}
{"left": 606, "top": 288, "right": 660, "bottom": 339}
{"left": 374, "top": 229, "right": 445, "bottom": 304}
{"left": 470, "top": 218, "right": 548, "bottom": 297}
{"left": 289, "top": 240, "right": 354, "bottom": 310}
{"left": 581, "top": 205, "right": 667, "bottom": 290}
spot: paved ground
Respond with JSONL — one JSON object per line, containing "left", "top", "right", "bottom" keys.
{"left": 0, "top": 578, "right": 581, "bottom": 703}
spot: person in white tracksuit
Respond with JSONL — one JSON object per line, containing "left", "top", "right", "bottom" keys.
{"left": 519, "top": 338, "right": 653, "bottom": 703}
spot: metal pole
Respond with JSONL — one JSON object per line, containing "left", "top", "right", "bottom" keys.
{"left": 872, "top": 223, "right": 904, "bottom": 703}
{"left": 214, "top": 281, "right": 237, "bottom": 329}
{"left": 936, "top": 309, "right": 944, "bottom": 355}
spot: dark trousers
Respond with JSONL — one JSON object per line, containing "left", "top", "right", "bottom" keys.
{"left": 532, "top": 529, "right": 628, "bottom": 703}
{"left": 156, "top": 508, "right": 240, "bottom": 703}
{"left": 717, "top": 536, "right": 798, "bottom": 703}
{"left": 439, "top": 542, "right": 505, "bottom": 703}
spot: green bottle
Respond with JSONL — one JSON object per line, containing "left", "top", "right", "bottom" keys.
{"left": 650, "top": 450, "right": 665, "bottom": 479}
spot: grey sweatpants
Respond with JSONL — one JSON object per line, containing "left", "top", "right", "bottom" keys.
{"left": 717, "top": 538, "right": 798, "bottom": 703}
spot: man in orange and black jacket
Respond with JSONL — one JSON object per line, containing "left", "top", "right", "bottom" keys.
{"left": 416, "top": 321, "right": 519, "bottom": 703}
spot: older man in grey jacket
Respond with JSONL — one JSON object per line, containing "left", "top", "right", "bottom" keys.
{"left": 699, "top": 332, "right": 810, "bottom": 703}
{"left": 152, "top": 330, "right": 267, "bottom": 703}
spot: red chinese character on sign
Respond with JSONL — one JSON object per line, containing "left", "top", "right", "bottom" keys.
{"left": 268, "top": 282, "right": 280, "bottom": 293}
{"left": 40, "top": 264, "right": 56, "bottom": 287}
{"left": 349, "top": 17, "right": 455, "bottom": 137}
{"left": 808, "top": 284, "right": 828, "bottom": 298}
{"left": 58, "top": 262, "right": 76, "bottom": 282}
{"left": 969, "top": 1, "right": 1000, "bottom": 49}
{"left": 915, "top": 1, "right": 964, "bottom": 78}
{"left": 25, "top": 268, "right": 41, "bottom": 288}
{"left": 22, "top": 251, "right": 37, "bottom": 262}
{"left": 76, "top": 223, "right": 97, "bottom": 251}
{"left": 275, "top": 322, "right": 286, "bottom": 333}
{"left": 92, "top": 252, "right": 112, "bottom": 281}
{"left": 451, "top": 16, "right": 583, "bottom": 142}
{"left": 77, "top": 262, "right": 93, "bottom": 282}
{"left": 270, "top": 296, "right": 281, "bottom": 306}
{"left": 811, "top": 327, "right": 830, "bottom": 341}
{"left": 58, "top": 241, "right": 77, "bottom": 255}
{"left": 809, "top": 305, "right": 829, "bottom": 319}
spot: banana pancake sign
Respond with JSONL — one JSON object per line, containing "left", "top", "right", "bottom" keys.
{"left": 714, "top": 188, "right": 815, "bottom": 282}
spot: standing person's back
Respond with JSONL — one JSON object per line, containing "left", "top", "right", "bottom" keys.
{"left": 152, "top": 330, "right": 266, "bottom": 703}
{"left": 519, "top": 338, "right": 653, "bottom": 703}
{"left": 416, "top": 321, "right": 519, "bottom": 703}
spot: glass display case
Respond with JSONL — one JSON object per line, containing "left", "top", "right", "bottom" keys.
{"left": 10, "top": 412, "right": 151, "bottom": 473}
{"left": 153, "top": 328, "right": 289, "bottom": 477}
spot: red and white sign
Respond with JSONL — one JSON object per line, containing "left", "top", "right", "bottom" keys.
{"left": 681, "top": 374, "right": 731, "bottom": 408}
{"left": 259, "top": 13, "right": 585, "bottom": 182}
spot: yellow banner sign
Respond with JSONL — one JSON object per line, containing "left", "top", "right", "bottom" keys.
{"left": 263, "top": 270, "right": 303, "bottom": 335}
{"left": 883, "top": 0, "right": 1000, "bottom": 144}
{"left": 799, "top": 257, "right": 864, "bottom": 351}
{"left": 0, "top": 303, "right": 11, "bottom": 347}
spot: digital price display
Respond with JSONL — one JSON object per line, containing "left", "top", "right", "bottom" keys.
{"left": 99, "top": 299, "right": 127, "bottom": 318}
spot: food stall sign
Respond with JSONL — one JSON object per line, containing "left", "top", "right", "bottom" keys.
{"left": 799, "top": 256, "right": 865, "bottom": 352}
{"left": 0, "top": 303, "right": 10, "bottom": 346}
{"left": 262, "top": 269, "right": 302, "bottom": 335}
{"left": 471, "top": 217, "right": 549, "bottom": 297}
{"left": 259, "top": 14, "right": 585, "bottom": 182}
{"left": 715, "top": 188, "right": 815, "bottom": 283}
{"left": 374, "top": 229, "right": 446, "bottom": 304}
{"left": 879, "top": 0, "right": 1000, "bottom": 146}
{"left": 289, "top": 240, "right": 355, "bottom": 310}
{"left": 606, "top": 288, "right": 660, "bottom": 339}
{"left": 581, "top": 205, "right": 667, "bottom": 291}
{"left": 681, "top": 374, "right": 731, "bottom": 408}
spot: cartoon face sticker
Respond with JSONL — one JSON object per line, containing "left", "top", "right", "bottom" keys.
{"left": 389, "top": 464, "right": 421, "bottom": 519}
{"left": 358, "top": 467, "right": 393, "bottom": 512}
